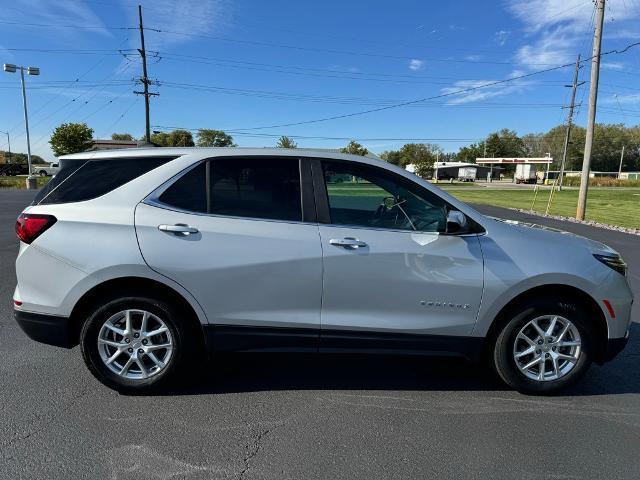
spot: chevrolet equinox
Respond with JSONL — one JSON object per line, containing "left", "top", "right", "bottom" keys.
{"left": 13, "top": 148, "right": 633, "bottom": 394}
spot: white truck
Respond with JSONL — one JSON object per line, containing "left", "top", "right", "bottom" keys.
{"left": 32, "top": 162, "right": 60, "bottom": 177}
{"left": 457, "top": 166, "right": 476, "bottom": 182}
{"left": 514, "top": 164, "right": 537, "bottom": 184}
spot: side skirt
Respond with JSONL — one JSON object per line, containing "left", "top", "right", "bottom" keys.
{"left": 204, "top": 325, "right": 484, "bottom": 361}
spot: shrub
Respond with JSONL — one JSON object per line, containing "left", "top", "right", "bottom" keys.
{"left": 561, "top": 177, "right": 640, "bottom": 187}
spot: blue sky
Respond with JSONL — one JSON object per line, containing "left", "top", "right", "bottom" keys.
{"left": 1, "top": 0, "right": 640, "bottom": 161}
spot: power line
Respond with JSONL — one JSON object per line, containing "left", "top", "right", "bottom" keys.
{"left": 101, "top": 97, "right": 140, "bottom": 138}
{"left": 200, "top": 40, "right": 640, "bottom": 132}
{"left": 158, "top": 80, "right": 568, "bottom": 109}
{"left": 0, "top": 19, "right": 134, "bottom": 30}
{"left": 150, "top": 127, "right": 483, "bottom": 143}
{"left": 145, "top": 27, "right": 570, "bottom": 67}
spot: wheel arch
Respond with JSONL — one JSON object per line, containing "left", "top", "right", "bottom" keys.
{"left": 482, "top": 284, "right": 609, "bottom": 363}
{"left": 68, "top": 276, "right": 207, "bottom": 352}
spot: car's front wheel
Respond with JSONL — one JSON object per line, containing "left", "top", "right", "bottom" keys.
{"left": 80, "top": 296, "right": 186, "bottom": 393}
{"left": 492, "top": 298, "right": 594, "bottom": 394}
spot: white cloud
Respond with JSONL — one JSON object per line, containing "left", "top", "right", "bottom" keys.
{"left": 601, "top": 62, "right": 626, "bottom": 70}
{"left": 494, "top": 30, "right": 511, "bottom": 46}
{"left": 602, "top": 93, "right": 640, "bottom": 105}
{"left": 465, "top": 54, "right": 483, "bottom": 61}
{"left": 515, "top": 25, "right": 576, "bottom": 66}
{"left": 408, "top": 59, "right": 425, "bottom": 71}
{"left": 506, "top": 0, "right": 640, "bottom": 69}
{"left": 440, "top": 75, "right": 532, "bottom": 104}
{"left": 10, "top": 0, "right": 112, "bottom": 36}
{"left": 124, "top": 0, "right": 231, "bottom": 49}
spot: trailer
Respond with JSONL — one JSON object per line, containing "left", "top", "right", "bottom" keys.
{"left": 457, "top": 166, "right": 476, "bottom": 182}
{"left": 515, "top": 164, "right": 538, "bottom": 184}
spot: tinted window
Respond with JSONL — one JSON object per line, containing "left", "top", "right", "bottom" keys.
{"left": 36, "top": 157, "right": 174, "bottom": 205}
{"left": 158, "top": 157, "right": 302, "bottom": 221}
{"left": 323, "top": 161, "right": 447, "bottom": 232}
{"left": 158, "top": 162, "right": 207, "bottom": 213}
{"left": 211, "top": 158, "right": 301, "bottom": 221}
{"left": 32, "top": 160, "right": 88, "bottom": 205}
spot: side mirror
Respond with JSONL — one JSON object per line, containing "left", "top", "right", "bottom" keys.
{"left": 446, "top": 210, "right": 467, "bottom": 233}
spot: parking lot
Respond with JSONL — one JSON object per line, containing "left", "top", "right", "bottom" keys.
{"left": 1, "top": 188, "right": 638, "bottom": 480}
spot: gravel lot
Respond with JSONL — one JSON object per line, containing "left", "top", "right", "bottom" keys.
{"left": 1, "top": 189, "right": 638, "bottom": 480}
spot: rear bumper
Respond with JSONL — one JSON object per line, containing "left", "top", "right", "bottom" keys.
{"left": 14, "top": 309, "right": 75, "bottom": 348}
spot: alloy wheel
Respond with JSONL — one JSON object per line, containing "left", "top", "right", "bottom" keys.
{"left": 513, "top": 315, "right": 581, "bottom": 382}
{"left": 97, "top": 309, "right": 173, "bottom": 380}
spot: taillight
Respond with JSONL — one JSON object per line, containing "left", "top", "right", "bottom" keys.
{"left": 15, "top": 213, "right": 57, "bottom": 244}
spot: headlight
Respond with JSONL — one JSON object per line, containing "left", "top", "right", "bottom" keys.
{"left": 593, "top": 253, "right": 627, "bottom": 276}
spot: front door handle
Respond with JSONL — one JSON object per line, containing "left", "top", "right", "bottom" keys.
{"left": 329, "top": 237, "right": 367, "bottom": 248}
{"left": 158, "top": 224, "right": 199, "bottom": 236}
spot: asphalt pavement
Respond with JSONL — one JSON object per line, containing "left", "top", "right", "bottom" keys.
{"left": 1, "top": 189, "right": 639, "bottom": 480}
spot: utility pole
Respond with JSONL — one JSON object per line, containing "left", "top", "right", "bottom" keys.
{"left": 576, "top": 0, "right": 605, "bottom": 220}
{"left": 618, "top": 145, "right": 625, "bottom": 178}
{"left": 559, "top": 54, "right": 584, "bottom": 191}
{"left": 134, "top": 5, "right": 158, "bottom": 144}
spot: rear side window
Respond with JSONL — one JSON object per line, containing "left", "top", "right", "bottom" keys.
{"left": 158, "top": 157, "right": 302, "bottom": 221}
{"left": 34, "top": 157, "right": 174, "bottom": 205}
{"left": 158, "top": 162, "right": 207, "bottom": 213}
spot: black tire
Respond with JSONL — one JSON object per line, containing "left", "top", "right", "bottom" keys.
{"left": 39, "top": 171, "right": 47, "bottom": 177}
{"left": 492, "top": 298, "right": 594, "bottom": 394}
{"left": 80, "top": 296, "right": 189, "bottom": 393}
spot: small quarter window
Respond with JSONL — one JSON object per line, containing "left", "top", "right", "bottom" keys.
{"left": 35, "top": 157, "right": 173, "bottom": 205}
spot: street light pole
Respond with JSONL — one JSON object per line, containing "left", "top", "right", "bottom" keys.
{"left": 3, "top": 63, "right": 39, "bottom": 189}
{"left": 19, "top": 67, "right": 33, "bottom": 178}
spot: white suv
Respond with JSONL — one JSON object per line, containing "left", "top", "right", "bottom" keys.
{"left": 13, "top": 148, "right": 633, "bottom": 394}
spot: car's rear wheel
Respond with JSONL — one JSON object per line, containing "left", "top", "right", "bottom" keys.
{"left": 492, "top": 298, "right": 594, "bottom": 394}
{"left": 80, "top": 296, "right": 187, "bottom": 393}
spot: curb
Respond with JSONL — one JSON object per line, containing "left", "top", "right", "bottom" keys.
{"left": 511, "top": 208, "right": 640, "bottom": 237}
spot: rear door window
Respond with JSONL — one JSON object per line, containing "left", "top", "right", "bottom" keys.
{"left": 157, "top": 157, "right": 303, "bottom": 221}
{"left": 34, "top": 157, "right": 175, "bottom": 205}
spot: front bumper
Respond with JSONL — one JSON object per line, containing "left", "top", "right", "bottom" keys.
{"left": 14, "top": 309, "right": 75, "bottom": 348}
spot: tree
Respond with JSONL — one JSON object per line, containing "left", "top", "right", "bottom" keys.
{"left": 150, "top": 131, "right": 170, "bottom": 146}
{"left": 456, "top": 142, "right": 484, "bottom": 162}
{"left": 276, "top": 136, "right": 297, "bottom": 149}
{"left": 340, "top": 140, "right": 369, "bottom": 156}
{"left": 0, "top": 151, "right": 45, "bottom": 164}
{"left": 484, "top": 128, "right": 525, "bottom": 158}
{"left": 111, "top": 133, "right": 134, "bottom": 141}
{"left": 380, "top": 150, "right": 401, "bottom": 165}
{"left": 196, "top": 129, "right": 236, "bottom": 147}
{"left": 150, "top": 130, "right": 194, "bottom": 147}
{"left": 49, "top": 122, "right": 94, "bottom": 157}
{"left": 399, "top": 143, "right": 441, "bottom": 177}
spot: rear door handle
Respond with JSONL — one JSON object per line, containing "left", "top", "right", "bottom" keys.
{"left": 329, "top": 237, "right": 367, "bottom": 248}
{"left": 158, "top": 224, "right": 199, "bottom": 235}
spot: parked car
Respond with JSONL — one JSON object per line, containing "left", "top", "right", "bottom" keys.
{"left": 0, "top": 163, "right": 29, "bottom": 176}
{"left": 13, "top": 148, "right": 632, "bottom": 394}
{"left": 32, "top": 162, "right": 60, "bottom": 177}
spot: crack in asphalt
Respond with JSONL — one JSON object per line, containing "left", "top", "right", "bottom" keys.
{"left": 0, "top": 386, "right": 92, "bottom": 451}
{"left": 238, "top": 420, "right": 287, "bottom": 480}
